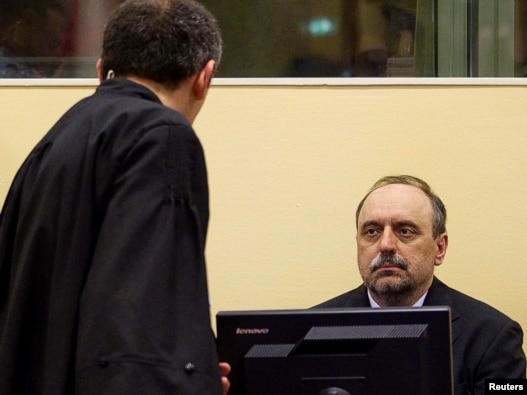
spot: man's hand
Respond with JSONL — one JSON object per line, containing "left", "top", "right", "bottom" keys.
{"left": 219, "top": 362, "right": 231, "bottom": 394}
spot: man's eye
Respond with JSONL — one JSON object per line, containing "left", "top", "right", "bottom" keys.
{"left": 364, "top": 228, "right": 378, "bottom": 236}
{"left": 400, "top": 228, "right": 414, "bottom": 236}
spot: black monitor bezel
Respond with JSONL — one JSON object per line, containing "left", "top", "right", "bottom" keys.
{"left": 216, "top": 306, "right": 453, "bottom": 395}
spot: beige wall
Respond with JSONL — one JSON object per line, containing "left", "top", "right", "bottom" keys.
{"left": 1, "top": 82, "right": 527, "bottom": 335}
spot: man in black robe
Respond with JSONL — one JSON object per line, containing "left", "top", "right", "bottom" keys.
{"left": 0, "top": 1, "right": 229, "bottom": 393}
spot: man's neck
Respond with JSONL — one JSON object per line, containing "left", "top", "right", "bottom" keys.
{"left": 125, "top": 75, "right": 199, "bottom": 124}
{"left": 368, "top": 289, "right": 428, "bottom": 308}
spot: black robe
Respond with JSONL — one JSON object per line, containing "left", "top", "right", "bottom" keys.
{"left": 0, "top": 78, "right": 222, "bottom": 394}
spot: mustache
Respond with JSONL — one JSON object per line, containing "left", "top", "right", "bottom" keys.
{"left": 369, "top": 253, "right": 408, "bottom": 271}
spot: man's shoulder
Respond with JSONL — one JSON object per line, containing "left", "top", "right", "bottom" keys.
{"left": 427, "top": 278, "right": 519, "bottom": 326}
{"left": 87, "top": 78, "right": 191, "bottom": 127}
{"left": 53, "top": 80, "right": 194, "bottom": 147}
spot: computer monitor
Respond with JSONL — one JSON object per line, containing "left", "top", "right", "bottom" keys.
{"left": 216, "top": 306, "right": 453, "bottom": 395}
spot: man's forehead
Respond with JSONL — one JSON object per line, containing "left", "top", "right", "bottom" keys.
{"left": 358, "top": 184, "right": 433, "bottom": 224}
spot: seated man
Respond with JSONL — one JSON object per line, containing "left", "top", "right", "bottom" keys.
{"left": 314, "top": 175, "right": 525, "bottom": 394}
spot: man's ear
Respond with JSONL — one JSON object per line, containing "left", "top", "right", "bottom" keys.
{"left": 192, "top": 60, "right": 215, "bottom": 100}
{"left": 434, "top": 233, "right": 448, "bottom": 266}
{"left": 96, "top": 58, "right": 104, "bottom": 83}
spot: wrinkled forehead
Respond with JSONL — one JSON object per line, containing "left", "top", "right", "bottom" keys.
{"left": 358, "top": 184, "right": 434, "bottom": 228}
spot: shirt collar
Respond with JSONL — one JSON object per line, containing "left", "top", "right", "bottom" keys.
{"left": 367, "top": 289, "right": 428, "bottom": 308}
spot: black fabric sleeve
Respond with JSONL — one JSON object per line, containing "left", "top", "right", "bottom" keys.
{"left": 74, "top": 123, "right": 221, "bottom": 394}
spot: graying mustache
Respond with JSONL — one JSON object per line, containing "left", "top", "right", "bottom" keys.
{"left": 369, "top": 254, "right": 408, "bottom": 271}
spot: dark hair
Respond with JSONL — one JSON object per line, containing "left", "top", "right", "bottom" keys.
{"left": 356, "top": 175, "right": 447, "bottom": 238}
{"left": 100, "top": 0, "right": 222, "bottom": 88}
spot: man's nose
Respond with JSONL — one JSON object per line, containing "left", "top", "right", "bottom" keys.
{"left": 379, "top": 228, "right": 397, "bottom": 252}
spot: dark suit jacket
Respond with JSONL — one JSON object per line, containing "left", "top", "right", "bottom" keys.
{"left": 314, "top": 277, "right": 526, "bottom": 395}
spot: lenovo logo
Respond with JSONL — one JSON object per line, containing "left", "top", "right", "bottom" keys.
{"left": 235, "top": 328, "right": 270, "bottom": 335}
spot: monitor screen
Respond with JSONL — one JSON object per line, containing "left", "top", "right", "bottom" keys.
{"left": 216, "top": 307, "right": 453, "bottom": 395}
